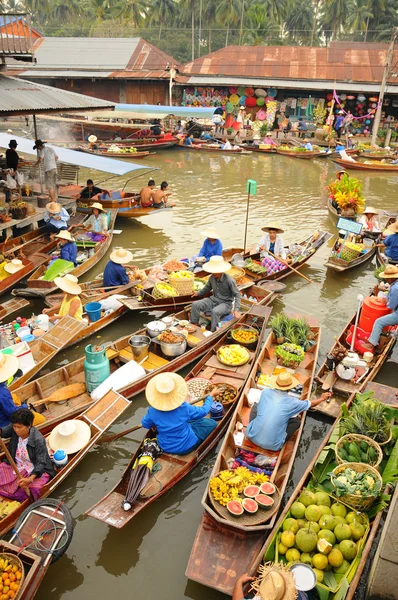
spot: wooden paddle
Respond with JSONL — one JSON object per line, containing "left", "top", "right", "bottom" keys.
{"left": 0, "top": 438, "right": 32, "bottom": 499}
{"left": 31, "top": 383, "right": 86, "bottom": 408}
{"left": 263, "top": 248, "right": 316, "bottom": 285}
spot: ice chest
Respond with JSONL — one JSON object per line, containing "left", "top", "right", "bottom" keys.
{"left": 2, "top": 341, "right": 35, "bottom": 373}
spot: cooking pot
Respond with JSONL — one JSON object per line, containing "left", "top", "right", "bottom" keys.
{"left": 146, "top": 320, "right": 167, "bottom": 338}
{"left": 159, "top": 332, "right": 187, "bottom": 357}
{"left": 231, "top": 253, "right": 246, "bottom": 268}
{"left": 128, "top": 335, "right": 151, "bottom": 361}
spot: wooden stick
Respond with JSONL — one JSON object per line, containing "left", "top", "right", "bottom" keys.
{"left": 263, "top": 248, "right": 316, "bottom": 285}
{"left": 0, "top": 438, "right": 32, "bottom": 499}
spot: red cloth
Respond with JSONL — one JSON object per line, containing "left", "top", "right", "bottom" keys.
{"left": 0, "top": 463, "right": 50, "bottom": 502}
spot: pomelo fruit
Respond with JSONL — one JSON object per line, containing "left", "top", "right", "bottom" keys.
{"left": 299, "top": 489, "right": 316, "bottom": 507}
{"left": 300, "top": 553, "right": 313, "bottom": 565}
{"left": 283, "top": 518, "right": 299, "bottom": 534}
{"left": 317, "top": 538, "right": 332, "bottom": 555}
{"left": 307, "top": 521, "right": 320, "bottom": 534}
{"left": 297, "top": 519, "right": 307, "bottom": 529}
{"left": 295, "top": 528, "right": 318, "bottom": 553}
{"left": 260, "top": 482, "right": 276, "bottom": 495}
{"left": 315, "top": 491, "right": 331, "bottom": 507}
{"left": 350, "top": 522, "right": 365, "bottom": 541}
{"left": 278, "top": 542, "right": 288, "bottom": 555}
{"left": 334, "top": 516, "right": 347, "bottom": 527}
{"left": 305, "top": 505, "right": 321, "bottom": 523}
{"left": 335, "top": 523, "right": 352, "bottom": 542}
{"left": 281, "top": 530, "right": 295, "bottom": 548}
{"left": 290, "top": 501, "right": 306, "bottom": 519}
{"left": 346, "top": 511, "right": 366, "bottom": 525}
{"left": 331, "top": 502, "right": 347, "bottom": 518}
{"left": 243, "top": 485, "right": 260, "bottom": 498}
{"left": 334, "top": 559, "right": 350, "bottom": 574}
{"left": 286, "top": 548, "right": 301, "bottom": 563}
{"left": 328, "top": 548, "right": 344, "bottom": 568}
{"left": 313, "top": 568, "right": 324, "bottom": 583}
{"left": 227, "top": 500, "right": 243, "bottom": 516}
{"left": 312, "top": 553, "right": 328, "bottom": 570}
{"left": 319, "top": 514, "right": 337, "bottom": 531}
{"left": 318, "top": 505, "right": 332, "bottom": 517}
{"left": 242, "top": 498, "right": 258, "bottom": 513}
{"left": 318, "top": 530, "right": 336, "bottom": 546}
{"left": 339, "top": 540, "right": 357, "bottom": 561}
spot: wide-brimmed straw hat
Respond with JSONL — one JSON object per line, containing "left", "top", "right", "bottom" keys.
{"left": 269, "top": 372, "right": 299, "bottom": 391}
{"left": 145, "top": 372, "right": 188, "bottom": 411}
{"left": 46, "top": 201, "right": 62, "bottom": 213}
{"left": 0, "top": 353, "right": 19, "bottom": 383}
{"left": 363, "top": 206, "right": 378, "bottom": 215}
{"left": 90, "top": 202, "right": 106, "bottom": 213}
{"left": 385, "top": 221, "right": 398, "bottom": 235}
{"left": 201, "top": 227, "right": 219, "bottom": 239}
{"left": 55, "top": 230, "right": 75, "bottom": 242}
{"left": 49, "top": 419, "right": 91, "bottom": 454}
{"left": 336, "top": 170, "right": 347, "bottom": 176}
{"left": 203, "top": 255, "right": 231, "bottom": 273}
{"left": 251, "top": 562, "right": 298, "bottom": 600}
{"left": 4, "top": 259, "right": 24, "bottom": 274}
{"left": 88, "top": 135, "right": 98, "bottom": 143}
{"left": 261, "top": 222, "right": 284, "bottom": 234}
{"left": 379, "top": 265, "right": 398, "bottom": 279}
{"left": 54, "top": 274, "right": 82, "bottom": 295}
{"left": 110, "top": 248, "right": 133, "bottom": 265}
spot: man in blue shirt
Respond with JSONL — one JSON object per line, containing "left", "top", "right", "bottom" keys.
{"left": 56, "top": 230, "right": 77, "bottom": 267}
{"left": 335, "top": 111, "right": 345, "bottom": 138}
{"left": 103, "top": 248, "right": 135, "bottom": 287}
{"left": 198, "top": 228, "right": 223, "bottom": 261}
{"left": 44, "top": 201, "right": 70, "bottom": 234}
{"left": 246, "top": 373, "right": 331, "bottom": 451}
{"left": 383, "top": 221, "right": 398, "bottom": 262}
{"left": 364, "top": 266, "right": 398, "bottom": 349}
{"left": 297, "top": 118, "right": 308, "bottom": 139}
{"left": 184, "top": 134, "right": 194, "bottom": 146}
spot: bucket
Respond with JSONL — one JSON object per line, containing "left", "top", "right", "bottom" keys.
{"left": 84, "top": 344, "right": 110, "bottom": 393}
{"left": 85, "top": 302, "right": 102, "bottom": 323}
{"left": 358, "top": 296, "right": 392, "bottom": 334}
{"left": 128, "top": 335, "right": 150, "bottom": 362}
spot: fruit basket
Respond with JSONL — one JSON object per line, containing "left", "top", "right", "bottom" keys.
{"left": 152, "top": 282, "right": 178, "bottom": 299}
{"left": 331, "top": 462, "right": 382, "bottom": 511}
{"left": 217, "top": 344, "right": 250, "bottom": 367}
{"left": 227, "top": 265, "right": 246, "bottom": 284}
{"left": 230, "top": 325, "right": 259, "bottom": 348}
{"left": 168, "top": 270, "right": 194, "bottom": 295}
{"left": 335, "top": 434, "right": 383, "bottom": 467}
{"left": 0, "top": 552, "right": 25, "bottom": 599}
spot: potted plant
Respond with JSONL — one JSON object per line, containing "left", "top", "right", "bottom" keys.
{"left": 327, "top": 175, "right": 365, "bottom": 216}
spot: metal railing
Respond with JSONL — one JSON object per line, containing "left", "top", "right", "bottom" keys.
{"left": 0, "top": 12, "right": 34, "bottom": 59}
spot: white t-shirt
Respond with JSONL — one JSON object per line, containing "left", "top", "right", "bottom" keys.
{"left": 39, "top": 146, "right": 57, "bottom": 172}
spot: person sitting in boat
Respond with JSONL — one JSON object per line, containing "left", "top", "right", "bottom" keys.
{"left": 184, "top": 134, "right": 194, "bottom": 146}
{"left": 88, "top": 135, "right": 98, "bottom": 150}
{"left": 232, "top": 574, "right": 255, "bottom": 600}
{"left": 190, "top": 255, "right": 241, "bottom": 332}
{"left": 103, "top": 248, "right": 136, "bottom": 287}
{"left": 56, "top": 230, "right": 77, "bottom": 267}
{"left": 362, "top": 265, "right": 398, "bottom": 352}
{"left": 141, "top": 373, "right": 220, "bottom": 456}
{"left": 221, "top": 138, "right": 233, "bottom": 150}
{"left": 44, "top": 274, "right": 83, "bottom": 323}
{"left": 262, "top": 135, "right": 277, "bottom": 147}
{"left": 44, "top": 201, "right": 70, "bottom": 235}
{"left": 77, "top": 179, "right": 110, "bottom": 201}
{"left": 153, "top": 182, "right": 172, "bottom": 209}
{"left": 198, "top": 228, "right": 223, "bottom": 261}
{"left": 246, "top": 373, "right": 331, "bottom": 451}
{"left": 381, "top": 221, "right": 398, "bottom": 262}
{"left": 139, "top": 179, "right": 156, "bottom": 208}
{"left": 358, "top": 207, "right": 381, "bottom": 234}
{"left": 346, "top": 133, "right": 355, "bottom": 149}
{"left": 0, "top": 408, "right": 55, "bottom": 502}
{"left": 257, "top": 222, "right": 287, "bottom": 275}
{"left": 78, "top": 202, "right": 108, "bottom": 238}
{"left": 0, "top": 355, "right": 28, "bottom": 429}
{"left": 200, "top": 130, "right": 216, "bottom": 142}
{"left": 303, "top": 139, "right": 313, "bottom": 151}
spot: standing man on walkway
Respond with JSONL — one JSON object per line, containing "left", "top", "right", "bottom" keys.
{"left": 33, "top": 140, "right": 58, "bottom": 202}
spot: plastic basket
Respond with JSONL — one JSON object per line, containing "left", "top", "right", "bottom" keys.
{"left": 335, "top": 433, "right": 383, "bottom": 467}
{"left": 168, "top": 271, "right": 194, "bottom": 295}
{"left": 331, "top": 462, "right": 382, "bottom": 511}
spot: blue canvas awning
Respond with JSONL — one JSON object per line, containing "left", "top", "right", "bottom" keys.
{"left": 0, "top": 134, "right": 151, "bottom": 175}
{"left": 115, "top": 104, "right": 215, "bottom": 119}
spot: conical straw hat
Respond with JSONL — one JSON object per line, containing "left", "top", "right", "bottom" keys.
{"left": 4, "top": 259, "right": 24, "bottom": 274}
{"left": 54, "top": 274, "right": 82, "bottom": 295}
{"left": 145, "top": 372, "right": 188, "bottom": 411}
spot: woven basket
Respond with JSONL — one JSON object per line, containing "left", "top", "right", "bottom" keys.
{"left": 340, "top": 242, "right": 363, "bottom": 262}
{"left": 335, "top": 434, "right": 383, "bottom": 467}
{"left": 338, "top": 418, "right": 392, "bottom": 447}
{"left": 331, "top": 462, "right": 382, "bottom": 511}
{"left": 227, "top": 265, "right": 246, "bottom": 282}
{"left": 168, "top": 271, "right": 194, "bottom": 295}
{"left": 0, "top": 552, "right": 25, "bottom": 599}
{"left": 208, "top": 382, "right": 238, "bottom": 407}
{"left": 162, "top": 261, "right": 188, "bottom": 274}
{"left": 11, "top": 206, "right": 28, "bottom": 220}
{"left": 152, "top": 282, "right": 178, "bottom": 299}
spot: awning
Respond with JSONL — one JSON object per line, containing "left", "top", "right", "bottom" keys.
{"left": 0, "top": 134, "right": 151, "bottom": 176}
{"left": 115, "top": 104, "right": 216, "bottom": 118}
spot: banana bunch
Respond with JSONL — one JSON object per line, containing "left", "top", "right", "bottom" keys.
{"left": 0, "top": 559, "right": 10, "bottom": 572}
{"left": 0, "top": 500, "right": 20, "bottom": 519}
{"left": 210, "top": 467, "right": 270, "bottom": 504}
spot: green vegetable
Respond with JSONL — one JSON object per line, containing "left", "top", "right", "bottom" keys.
{"left": 349, "top": 443, "right": 361, "bottom": 461}
{"left": 368, "top": 447, "right": 377, "bottom": 462}
{"left": 339, "top": 448, "right": 349, "bottom": 462}
{"left": 360, "top": 440, "right": 369, "bottom": 453}
{"left": 360, "top": 451, "right": 369, "bottom": 463}
{"left": 343, "top": 441, "right": 351, "bottom": 454}
{"left": 348, "top": 455, "right": 358, "bottom": 463}
{"left": 340, "top": 393, "right": 392, "bottom": 444}
{"left": 331, "top": 467, "right": 381, "bottom": 498}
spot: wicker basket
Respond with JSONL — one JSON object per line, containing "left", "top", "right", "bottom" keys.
{"left": 331, "top": 462, "right": 382, "bottom": 511}
{"left": 338, "top": 418, "right": 392, "bottom": 447}
{"left": 335, "top": 434, "right": 383, "bottom": 467}
{"left": 168, "top": 271, "right": 194, "bottom": 295}
{"left": 152, "top": 282, "right": 178, "bottom": 299}
{"left": 0, "top": 552, "right": 25, "bottom": 599}
{"left": 11, "top": 206, "right": 28, "bottom": 220}
{"left": 162, "top": 261, "right": 188, "bottom": 273}
{"left": 208, "top": 382, "right": 238, "bottom": 407}
{"left": 340, "top": 242, "right": 364, "bottom": 262}
{"left": 227, "top": 265, "right": 246, "bottom": 283}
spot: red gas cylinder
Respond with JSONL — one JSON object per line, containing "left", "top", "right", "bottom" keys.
{"left": 358, "top": 296, "right": 392, "bottom": 334}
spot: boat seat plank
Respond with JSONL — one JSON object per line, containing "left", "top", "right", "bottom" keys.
{"left": 106, "top": 347, "right": 119, "bottom": 360}
{"left": 240, "top": 405, "right": 251, "bottom": 427}
{"left": 141, "top": 352, "right": 169, "bottom": 370}
{"left": 365, "top": 381, "right": 398, "bottom": 407}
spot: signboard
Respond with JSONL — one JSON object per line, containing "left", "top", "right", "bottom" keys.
{"left": 246, "top": 179, "right": 257, "bottom": 195}
{"left": 337, "top": 217, "right": 363, "bottom": 235}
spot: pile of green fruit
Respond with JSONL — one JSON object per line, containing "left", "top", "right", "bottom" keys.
{"left": 276, "top": 488, "right": 367, "bottom": 586}
{"left": 337, "top": 437, "right": 379, "bottom": 466}
{"left": 244, "top": 258, "right": 267, "bottom": 275}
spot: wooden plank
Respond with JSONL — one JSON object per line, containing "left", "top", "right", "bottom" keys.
{"left": 38, "top": 315, "right": 87, "bottom": 350}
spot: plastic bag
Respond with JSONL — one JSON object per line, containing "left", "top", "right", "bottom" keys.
{"left": 6, "top": 174, "right": 16, "bottom": 189}
{"left": 16, "top": 171, "right": 24, "bottom": 186}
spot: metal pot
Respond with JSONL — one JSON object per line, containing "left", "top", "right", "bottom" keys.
{"left": 146, "top": 320, "right": 167, "bottom": 338}
{"left": 128, "top": 335, "right": 151, "bottom": 361}
{"left": 159, "top": 332, "right": 187, "bottom": 357}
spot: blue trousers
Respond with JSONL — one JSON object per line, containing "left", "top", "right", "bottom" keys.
{"left": 174, "top": 418, "right": 217, "bottom": 455}
{"left": 368, "top": 311, "right": 398, "bottom": 346}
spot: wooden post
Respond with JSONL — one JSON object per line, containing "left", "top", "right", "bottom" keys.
{"left": 0, "top": 438, "right": 32, "bottom": 499}
{"left": 371, "top": 28, "right": 397, "bottom": 146}
{"left": 243, "top": 185, "right": 251, "bottom": 254}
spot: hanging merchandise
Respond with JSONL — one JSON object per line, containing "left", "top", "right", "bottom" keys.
{"left": 256, "top": 109, "right": 266, "bottom": 120}
{"left": 265, "top": 100, "right": 277, "bottom": 127}
{"left": 347, "top": 95, "right": 355, "bottom": 100}
{"left": 265, "top": 96, "right": 272, "bottom": 103}
{"left": 237, "top": 86, "right": 245, "bottom": 96}
{"left": 290, "top": 98, "right": 297, "bottom": 109}
{"left": 226, "top": 102, "right": 234, "bottom": 113}
{"left": 230, "top": 94, "right": 239, "bottom": 105}
{"left": 245, "top": 97, "right": 257, "bottom": 108}
{"left": 358, "top": 94, "right": 366, "bottom": 102}
{"left": 239, "top": 95, "right": 247, "bottom": 106}
{"left": 244, "top": 87, "right": 255, "bottom": 97}
{"left": 280, "top": 101, "right": 286, "bottom": 112}
{"left": 255, "top": 88, "right": 266, "bottom": 97}
{"left": 229, "top": 87, "right": 238, "bottom": 95}
{"left": 369, "top": 97, "right": 379, "bottom": 102}
{"left": 267, "top": 88, "right": 277, "bottom": 97}
{"left": 340, "top": 93, "right": 347, "bottom": 101}
{"left": 327, "top": 93, "right": 333, "bottom": 100}
{"left": 256, "top": 97, "right": 265, "bottom": 106}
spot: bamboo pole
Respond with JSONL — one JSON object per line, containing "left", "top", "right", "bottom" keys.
{"left": 0, "top": 437, "right": 32, "bottom": 499}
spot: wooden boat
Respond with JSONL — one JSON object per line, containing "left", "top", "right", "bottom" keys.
{"left": 85, "top": 305, "right": 273, "bottom": 528}
{"left": 327, "top": 198, "right": 357, "bottom": 221}
{"left": 180, "top": 143, "right": 244, "bottom": 154}
{"left": 328, "top": 149, "right": 359, "bottom": 158}
{"left": 312, "top": 312, "right": 396, "bottom": 417}
{"left": 186, "top": 323, "right": 321, "bottom": 594}
{"left": 240, "top": 145, "right": 276, "bottom": 153}
{"left": 377, "top": 216, "right": 397, "bottom": 265}
{"left": 0, "top": 298, "right": 30, "bottom": 321}
{"left": 0, "top": 388, "right": 131, "bottom": 537}
{"left": 333, "top": 158, "right": 398, "bottom": 171}
{"left": 360, "top": 152, "right": 394, "bottom": 160}
{"left": 276, "top": 148, "right": 326, "bottom": 159}
{"left": 13, "top": 209, "right": 118, "bottom": 297}
{"left": 82, "top": 149, "right": 154, "bottom": 159}
{"left": 77, "top": 199, "right": 173, "bottom": 219}
{"left": 325, "top": 235, "right": 380, "bottom": 272}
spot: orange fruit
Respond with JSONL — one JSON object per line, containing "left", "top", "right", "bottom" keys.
{"left": 3, "top": 587, "right": 9, "bottom": 594}
{"left": 0, "top": 584, "right": 3, "bottom": 593}
{"left": 4, "top": 580, "right": 9, "bottom": 588}
{"left": 7, "top": 591, "right": 14, "bottom": 599}
{"left": 14, "top": 574, "right": 21, "bottom": 581}
{"left": 1, "top": 593, "right": 7, "bottom": 600}
{"left": 10, "top": 568, "right": 16, "bottom": 575}
{"left": 8, "top": 576, "right": 14, "bottom": 584}
{"left": 9, "top": 585, "right": 17, "bottom": 592}
{"left": 1, "top": 575, "right": 7, "bottom": 582}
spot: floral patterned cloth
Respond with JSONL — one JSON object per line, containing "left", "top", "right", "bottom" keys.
{"left": 261, "top": 256, "right": 285, "bottom": 274}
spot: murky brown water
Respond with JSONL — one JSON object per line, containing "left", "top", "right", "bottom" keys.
{"left": 27, "top": 149, "right": 397, "bottom": 599}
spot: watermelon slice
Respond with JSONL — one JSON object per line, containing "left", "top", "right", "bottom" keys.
{"left": 242, "top": 498, "right": 258, "bottom": 513}
{"left": 227, "top": 500, "right": 244, "bottom": 516}
{"left": 260, "top": 482, "right": 276, "bottom": 495}
{"left": 256, "top": 494, "right": 274, "bottom": 509}
{"left": 243, "top": 485, "right": 260, "bottom": 498}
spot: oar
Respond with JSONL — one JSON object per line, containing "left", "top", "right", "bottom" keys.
{"left": 0, "top": 438, "right": 32, "bottom": 499}
{"left": 31, "top": 383, "right": 86, "bottom": 408}
{"left": 263, "top": 248, "right": 316, "bottom": 285}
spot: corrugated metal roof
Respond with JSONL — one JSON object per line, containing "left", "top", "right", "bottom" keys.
{"left": 20, "top": 70, "right": 115, "bottom": 78}
{"left": 0, "top": 75, "right": 114, "bottom": 115}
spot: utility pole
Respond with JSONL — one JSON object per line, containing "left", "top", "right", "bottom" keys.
{"left": 191, "top": 0, "right": 195, "bottom": 62}
{"left": 371, "top": 27, "right": 398, "bottom": 145}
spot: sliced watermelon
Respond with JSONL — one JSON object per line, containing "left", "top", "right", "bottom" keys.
{"left": 243, "top": 485, "right": 260, "bottom": 498}
{"left": 256, "top": 494, "right": 274, "bottom": 509}
{"left": 227, "top": 500, "right": 244, "bottom": 516}
{"left": 242, "top": 498, "right": 258, "bottom": 513}
{"left": 260, "top": 482, "right": 276, "bottom": 495}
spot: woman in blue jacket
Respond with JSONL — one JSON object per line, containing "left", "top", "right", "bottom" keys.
{"left": 56, "top": 230, "right": 77, "bottom": 267}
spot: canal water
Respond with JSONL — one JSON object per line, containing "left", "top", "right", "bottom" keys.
{"left": 32, "top": 149, "right": 397, "bottom": 599}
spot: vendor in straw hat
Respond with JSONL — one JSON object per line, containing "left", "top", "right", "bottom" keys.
{"left": 380, "top": 220, "right": 398, "bottom": 262}
{"left": 190, "top": 255, "right": 241, "bottom": 332}
{"left": 142, "top": 373, "right": 220, "bottom": 455}
{"left": 198, "top": 227, "right": 223, "bottom": 261}
{"left": 257, "top": 222, "right": 288, "bottom": 275}
{"left": 236, "top": 562, "right": 300, "bottom": 600}
{"left": 246, "top": 372, "right": 331, "bottom": 451}
{"left": 43, "top": 201, "right": 70, "bottom": 234}
{"left": 0, "top": 354, "right": 28, "bottom": 429}
{"left": 56, "top": 230, "right": 77, "bottom": 267}
{"left": 0, "top": 408, "right": 55, "bottom": 502}
{"left": 103, "top": 248, "right": 136, "bottom": 287}
{"left": 43, "top": 274, "right": 83, "bottom": 322}
{"left": 77, "top": 202, "right": 108, "bottom": 236}
{"left": 363, "top": 265, "right": 398, "bottom": 352}
{"left": 358, "top": 206, "right": 380, "bottom": 233}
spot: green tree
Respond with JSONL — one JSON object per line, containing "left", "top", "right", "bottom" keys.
{"left": 347, "top": 0, "right": 373, "bottom": 39}
{"left": 266, "top": 0, "right": 288, "bottom": 25}
{"left": 202, "top": 0, "right": 217, "bottom": 52}
{"left": 244, "top": 2, "right": 280, "bottom": 44}
{"left": 149, "top": 0, "right": 175, "bottom": 39}
{"left": 285, "top": 0, "right": 314, "bottom": 43}
{"left": 320, "top": 0, "right": 351, "bottom": 40}
{"left": 116, "top": 0, "right": 147, "bottom": 26}
{"left": 51, "top": 0, "right": 80, "bottom": 22}
{"left": 216, "top": 0, "right": 241, "bottom": 46}
{"left": 83, "top": 0, "right": 111, "bottom": 22}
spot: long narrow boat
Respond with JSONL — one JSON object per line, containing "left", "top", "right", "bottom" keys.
{"left": 325, "top": 235, "right": 380, "bottom": 272}
{"left": 12, "top": 288, "right": 277, "bottom": 433}
{"left": 0, "top": 298, "right": 30, "bottom": 321}
{"left": 185, "top": 322, "right": 321, "bottom": 594}
{"left": 240, "top": 145, "right": 276, "bottom": 154}
{"left": 85, "top": 305, "right": 273, "bottom": 528}
{"left": 82, "top": 149, "right": 153, "bottom": 159}
{"left": 246, "top": 380, "right": 398, "bottom": 600}
{"left": 0, "top": 388, "right": 131, "bottom": 537}
{"left": 77, "top": 199, "right": 173, "bottom": 219}
{"left": 327, "top": 199, "right": 357, "bottom": 221}
{"left": 360, "top": 152, "right": 394, "bottom": 160}
{"left": 377, "top": 216, "right": 397, "bottom": 265}
{"left": 14, "top": 209, "right": 118, "bottom": 297}
{"left": 332, "top": 158, "right": 398, "bottom": 172}
{"left": 276, "top": 149, "right": 326, "bottom": 159}
{"left": 328, "top": 149, "right": 359, "bottom": 158}
{"left": 179, "top": 143, "right": 244, "bottom": 155}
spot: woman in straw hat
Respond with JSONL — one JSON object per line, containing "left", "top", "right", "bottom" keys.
{"left": 142, "top": 373, "right": 220, "bottom": 455}
{"left": 0, "top": 354, "right": 28, "bottom": 429}
{"left": 358, "top": 206, "right": 380, "bottom": 233}
{"left": 44, "top": 274, "right": 83, "bottom": 322}
{"left": 103, "top": 248, "right": 136, "bottom": 287}
{"left": 43, "top": 201, "right": 70, "bottom": 234}
{"left": 77, "top": 202, "right": 108, "bottom": 238}
{"left": 0, "top": 408, "right": 55, "bottom": 501}
{"left": 381, "top": 220, "right": 398, "bottom": 262}
{"left": 190, "top": 255, "right": 241, "bottom": 332}
{"left": 257, "top": 222, "right": 287, "bottom": 275}
{"left": 198, "top": 227, "right": 223, "bottom": 261}
{"left": 363, "top": 265, "right": 398, "bottom": 351}
{"left": 246, "top": 372, "right": 331, "bottom": 451}
{"left": 56, "top": 230, "right": 77, "bottom": 267}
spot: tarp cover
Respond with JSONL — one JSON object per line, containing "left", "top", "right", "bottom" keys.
{"left": 116, "top": 104, "right": 215, "bottom": 119}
